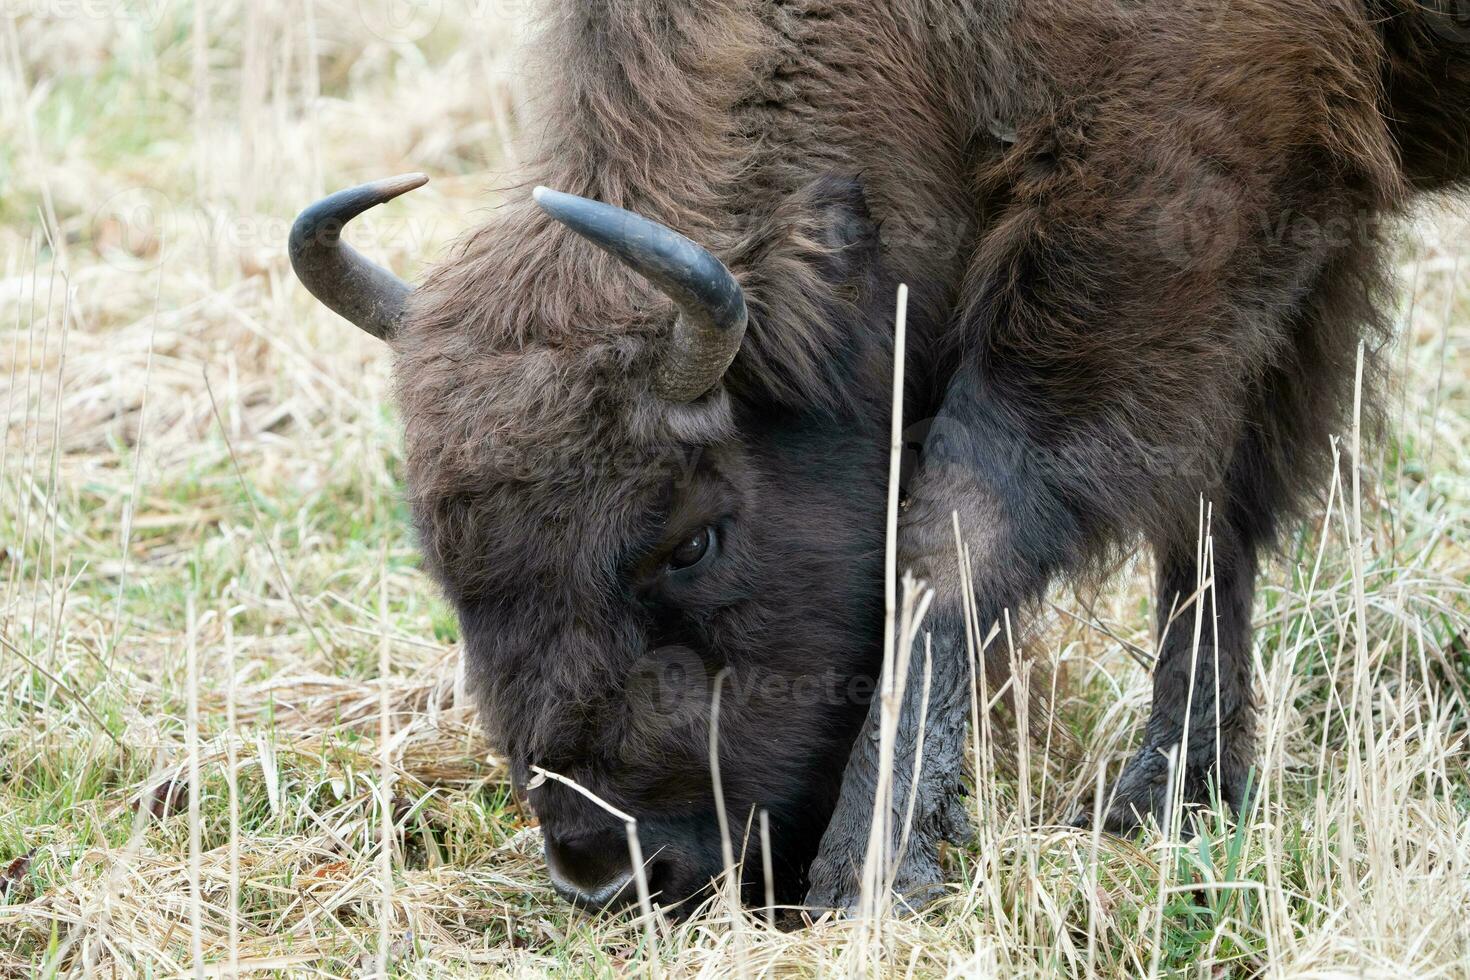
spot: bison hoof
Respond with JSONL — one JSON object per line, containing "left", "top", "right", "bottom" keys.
{"left": 803, "top": 879, "right": 947, "bottom": 919}
{"left": 804, "top": 858, "right": 861, "bottom": 916}
{"left": 1069, "top": 796, "right": 1159, "bottom": 835}
{"left": 805, "top": 786, "right": 968, "bottom": 917}
{"left": 891, "top": 877, "right": 948, "bottom": 915}
{"left": 804, "top": 847, "right": 946, "bottom": 918}
{"left": 1072, "top": 744, "right": 1250, "bottom": 834}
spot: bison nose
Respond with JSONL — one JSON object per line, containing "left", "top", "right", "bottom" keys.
{"left": 544, "top": 827, "right": 637, "bottom": 911}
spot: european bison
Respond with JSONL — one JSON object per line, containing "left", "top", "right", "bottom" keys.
{"left": 290, "top": 0, "right": 1470, "bottom": 914}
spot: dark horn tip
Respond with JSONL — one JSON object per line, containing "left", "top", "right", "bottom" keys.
{"left": 290, "top": 173, "right": 430, "bottom": 244}
{"left": 351, "top": 171, "right": 430, "bottom": 201}
{"left": 288, "top": 173, "right": 429, "bottom": 342}
{"left": 386, "top": 172, "right": 431, "bottom": 195}
{"left": 531, "top": 186, "right": 595, "bottom": 227}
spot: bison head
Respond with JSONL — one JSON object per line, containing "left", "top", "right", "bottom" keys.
{"left": 290, "top": 173, "right": 899, "bottom": 914}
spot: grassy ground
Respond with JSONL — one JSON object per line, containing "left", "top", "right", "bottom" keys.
{"left": 2, "top": 3, "right": 1468, "bottom": 977}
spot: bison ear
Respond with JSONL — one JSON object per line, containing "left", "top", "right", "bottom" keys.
{"left": 797, "top": 176, "right": 884, "bottom": 295}
{"left": 719, "top": 175, "right": 890, "bottom": 409}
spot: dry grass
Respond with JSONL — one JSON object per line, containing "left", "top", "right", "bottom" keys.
{"left": 2, "top": 3, "right": 1468, "bottom": 977}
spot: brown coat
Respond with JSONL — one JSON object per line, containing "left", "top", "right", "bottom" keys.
{"left": 375, "top": 0, "right": 1469, "bottom": 909}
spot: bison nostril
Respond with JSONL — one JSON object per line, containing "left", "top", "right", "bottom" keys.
{"left": 544, "top": 828, "right": 637, "bottom": 911}
{"left": 551, "top": 868, "right": 635, "bottom": 911}
{"left": 643, "top": 853, "right": 679, "bottom": 902}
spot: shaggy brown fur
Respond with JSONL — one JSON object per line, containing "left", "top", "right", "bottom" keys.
{"left": 390, "top": 0, "right": 1470, "bottom": 912}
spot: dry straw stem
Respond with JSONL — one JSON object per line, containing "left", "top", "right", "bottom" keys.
{"left": 1, "top": 3, "right": 1469, "bottom": 977}
{"left": 377, "top": 564, "right": 394, "bottom": 978}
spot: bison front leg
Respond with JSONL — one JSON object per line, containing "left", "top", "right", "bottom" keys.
{"left": 803, "top": 616, "right": 975, "bottom": 913}
{"left": 806, "top": 375, "right": 1072, "bottom": 913}
{"left": 1084, "top": 518, "right": 1261, "bottom": 833}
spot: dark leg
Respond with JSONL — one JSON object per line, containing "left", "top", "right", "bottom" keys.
{"left": 806, "top": 372, "right": 1076, "bottom": 911}
{"left": 1091, "top": 516, "right": 1259, "bottom": 833}
{"left": 802, "top": 609, "right": 976, "bottom": 912}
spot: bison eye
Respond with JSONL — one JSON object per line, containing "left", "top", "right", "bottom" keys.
{"left": 668, "top": 526, "right": 714, "bottom": 571}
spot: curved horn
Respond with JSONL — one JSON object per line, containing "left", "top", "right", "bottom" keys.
{"left": 533, "top": 187, "right": 748, "bottom": 403}
{"left": 288, "top": 173, "right": 428, "bottom": 341}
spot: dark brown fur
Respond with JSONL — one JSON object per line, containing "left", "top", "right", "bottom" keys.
{"left": 391, "top": 0, "right": 1470, "bottom": 911}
